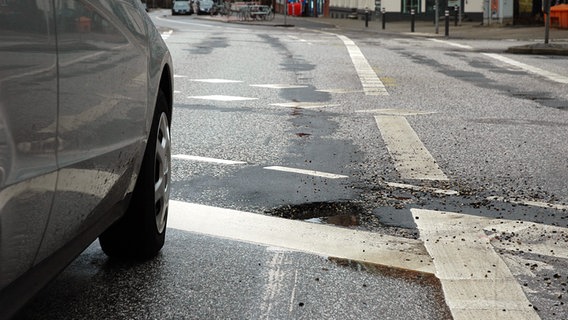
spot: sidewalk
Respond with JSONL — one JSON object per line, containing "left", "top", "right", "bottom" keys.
{"left": 204, "top": 13, "right": 568, "bottom": 55}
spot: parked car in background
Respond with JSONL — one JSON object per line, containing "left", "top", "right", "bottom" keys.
{"left": 172, "top": 0, "right": 193, "bottom": 15}
{"left": 195, "top": 0, "right": 215, "bottom": 15}
{"left": 0, "top": 0, "right": 173, "bottom": 318}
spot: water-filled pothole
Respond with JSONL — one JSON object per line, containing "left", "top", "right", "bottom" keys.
{"left": 266, "top": 201, "right": 364, "bottom": 227}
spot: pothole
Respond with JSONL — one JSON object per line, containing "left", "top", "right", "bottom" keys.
{"left": 266, "top": 201, "right": 365, "bottom": 227}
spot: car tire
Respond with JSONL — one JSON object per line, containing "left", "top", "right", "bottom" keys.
{"left": 99, "top": 90, "right": 171, "bottom": 260}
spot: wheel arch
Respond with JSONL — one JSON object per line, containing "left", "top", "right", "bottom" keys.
{"left": 158, "top": 63, "right": 173, "bottom": 122}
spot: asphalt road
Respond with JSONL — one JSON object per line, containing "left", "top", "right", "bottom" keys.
{"left": 16, "top": 10, "right": 568, "bottom": 320}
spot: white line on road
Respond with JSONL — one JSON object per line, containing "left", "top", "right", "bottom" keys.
{"left": 172, "top": 154, "right": 247, "bottom": 165}
{"left": 429, "top": 39, "right": 474, "bottom": 50}
{"left": 412, "top": 209, "right": 541, "bottom": 320}
{"left": 270, "top": 102, "right": 340, "bottom": 109}
{"left": 356, "top": 109, "right": 437, "bottom": 116}
{"left": 168, "top": 201, "right": 434, "bottom": 273}
{"left": 189, "top": 95, "right": 258, "bottom": 101}
{"left": 385, "top": 182, "right": 459, "bottom": 195}
{"left": 487, "top": 196, "right": 568, "bottom": 211}
{"left": 191, "top": 79, "right": 243, "bottom": 83}
{"left": 263, "top": 166, "right": 348, "bottom": 179}
{"left": 375, "top": 115, "right": 448, "bottom": 181}
{"left": 335, "top": 35, "right": 389, "bottom": 96}
{"left": 483, "top": 53, "right": 568, "bottom": 84}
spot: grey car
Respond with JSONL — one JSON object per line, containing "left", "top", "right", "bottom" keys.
{"left": 0, "top": 0, "right": 173, "bottom": 318}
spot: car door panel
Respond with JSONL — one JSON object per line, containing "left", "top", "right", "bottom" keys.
{"left": 34, "top": 0, "right": 149, "bottom": 262}
{"left": 0, "top": 0, "right": 58, "bottom": 289}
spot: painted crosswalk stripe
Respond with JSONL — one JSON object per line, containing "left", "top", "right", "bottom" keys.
{"left": 412, "top": 209, "right": 540, "bottom": 320}
{"left": 375, "top": 115, "right": 448, "bottom": 181}
{"left": 173, "top": 155, "right": 247, "bottom": 165}
{"left": 264, "top": 166, "right": 348, "bottom": 179}
{"left": 335, "top": 35, "right": 388, "bottom": 96}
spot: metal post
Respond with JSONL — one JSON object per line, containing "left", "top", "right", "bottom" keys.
{"left": 544, "top": 0, "right": 551, "bottom": 44}
{"left": 454, "top": 5, "right": 458, "bottom": 26}
{"left": 444, "top": 10, "right": 449, "bottom": 36}
{"left": 365, "top": 7, "right": 369, "bottom": 28}
{"left": 411, "top": 9, "right": 415, "bottom": 32}
{"left": 434, "top": 2, "right": 439, "bottom": 34}
{"left": 382, "top": 8, "right": 386, "bottom": 30}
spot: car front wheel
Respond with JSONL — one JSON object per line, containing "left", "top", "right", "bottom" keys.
{"left": 99, "top": 90, "right": 171, "bottom": 259}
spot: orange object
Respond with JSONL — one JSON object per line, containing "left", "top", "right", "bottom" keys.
{"left": 76, "top": 16, "right": 92, "bottom": 32}
{"left": 550, "top": 4, "right": 568, "bottom": 29}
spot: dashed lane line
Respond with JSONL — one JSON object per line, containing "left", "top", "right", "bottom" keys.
{"left": 385, "top": 182, "right": 458, "bottom": 196}
{"left": 168, "top": 201, "right": 435, "bottom": 274}
{"left": 191, "top": 79, "right": 243, "bottom": 83}
{"left": 189, "top": 95, "right": 257, "bottom": 101}
{"left": 263, "top": 166, "right": 348, "bottom": 179}
{"left": 172, "top": 155, "right": 247, "bottom": 165}
{"left": 375, "top": 115, "right": 448, "bottom": 181}
{"left": 250, "top": 84, "right": 308, "bottom": 89}
{"left": 173, "top": 155, "right": 348, "bottom": 179}
{"left": 412, "top": 209, "right": 541, "bottom": 320}
{"left": 270, "top": 102, "right": 340, "bottom": 109}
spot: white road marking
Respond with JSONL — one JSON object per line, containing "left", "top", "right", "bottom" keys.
{"left": 270, "top": 102, "right": 339, "bottom": 109}
{"left": 335, "top": 35, "right": 388, "bottom": 96}
{"left": 263, "top": 166, "right": 348, "bottom": 179}
{"left": 483, "top": 53, "right": 568, "bottom": 84}
{"left": 385, "top": 182, "right": 459, "bottom": 195}
{"left": 316, "top": 88, "right": 364, "bottom": 94}
{"left": 168, "top": 201, "right": 435, "bottom": 273}
{"left": 429, "top": 38, "right": 474, "bottom": 50}
{"left": 357, "top": 109, "right": 437, "bottom": 116}
{"left": 250, "top": 84, "right": 308, "bottom": 89}
{"left": 172, "top": 154, "right": 247, "bottom": 165}
{"left": 412, "top": 209, "right": 541, "bottom": 320}
{"left": 487, "top": 196, "right": 568, "bottom": 211}
{"left": 174, "top": 75, "right": 187, "bottom": 78}
{"left": 191, "top": 79, "right": 243, "bottom": 83}
{"left": 375, "top": 115, "right": 448, "bottom": 181}
{"left": 189, "top": 95, "right": 257, "bottom": 101}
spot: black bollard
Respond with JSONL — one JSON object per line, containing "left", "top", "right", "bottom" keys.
{"left": 411, "top": 9, "right": 415, "bottom": 32}
{"left": 454, "top": 5, "right": 458, "bottom": 26}
{"left": 382, "top": 8, "right": 386, "bottom": 30}
{"left": 445, "top": 10, "right": 449, "bottom": 37}
{"left": 365, "top": 8, "right": 369, "bottom": 28}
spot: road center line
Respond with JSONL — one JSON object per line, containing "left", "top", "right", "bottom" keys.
{"left": 263, "top": 166, "right": 348, "bottom": 179}
{"left": 375, "top": 115, "right": 448, "bottom": 181}
{"left": 173, "top": 154, "right": 247, "bottom": 165}
{"left": 483, "top": 53, "right": 568, "bottom": 84}
{"left": 335, "top": 35, "right": 388, "bottom": 96}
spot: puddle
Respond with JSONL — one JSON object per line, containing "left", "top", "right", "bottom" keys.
{"left": 266, "top": 201, "right": 364, "bottom": 227}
